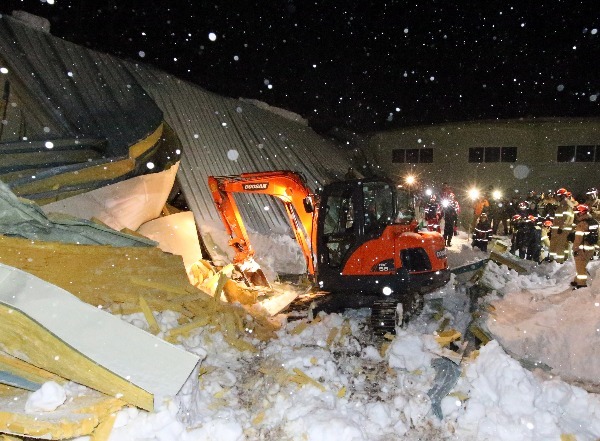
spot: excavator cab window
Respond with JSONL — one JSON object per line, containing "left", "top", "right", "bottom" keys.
{"left": 322, "top": 188, "right": 356, "bottom": 267}
{"left": 362, "top": 182, "right": 394, "bottom": 233}
{"left": 394, "top": 186, "right": 416, "bottom": 225}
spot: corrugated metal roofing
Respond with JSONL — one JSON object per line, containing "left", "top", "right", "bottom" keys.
{"left": 0, "top": 12, "right": 354, "bottom": 262}
{"left": 0, "top": 15, "right": 162, "bottom": 156}
{"left": 126, "top": 63, "right": 353, "bottom": 236}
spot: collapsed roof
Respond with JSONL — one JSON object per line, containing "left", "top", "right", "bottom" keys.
{"left": 0, "top": 11, "right": 354, "bottom": 268}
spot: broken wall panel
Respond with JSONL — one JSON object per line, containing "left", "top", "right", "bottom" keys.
{"left": 0, "top": 263, "right": 201, "bottom": 411}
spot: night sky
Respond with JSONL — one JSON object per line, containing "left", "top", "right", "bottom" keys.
{"left": 1, "top": 1, "right": 599, "bottom": 133}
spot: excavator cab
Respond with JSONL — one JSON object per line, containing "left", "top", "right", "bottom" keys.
{"left": 318, "top": 178, "right": 410, "bottom": 270}
{"left": 315, "top": 177, "right": 449, "bottom": 314}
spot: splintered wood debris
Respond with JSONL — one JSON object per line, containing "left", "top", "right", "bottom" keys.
{"left": 0, "top": 234, "right": 286, "bottom": 440}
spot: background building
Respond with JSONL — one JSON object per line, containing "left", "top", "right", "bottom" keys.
{"left": 366, "top": 118, "right": 600, "bottom": 226}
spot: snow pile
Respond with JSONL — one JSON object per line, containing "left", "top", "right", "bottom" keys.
{"left": 104, "top": 298, "right": 600, "bottom": 440}
{"left": 452, "top": 340, "right": 600, "bottom": 441}
{"left": 27, "top": 233, "right": 600, "bottom": 440}
{"left": 482, "top": 258, "right": 600, "bottom": 386}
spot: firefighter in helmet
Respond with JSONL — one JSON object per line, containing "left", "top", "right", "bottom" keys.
{"left": 472, "top": 212, "right": 492, "bottom": 252}
{"left": 584, "top": 187, "right": 600, "bottom": 222}
{"left": 570, "top": 204, "right": 599, "bottom": 289}
{"left": 548, "top": 188, "right": 575, "bottom": 263}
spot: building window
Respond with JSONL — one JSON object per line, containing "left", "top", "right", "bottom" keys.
{"left": 420, "top": 148, "right": 433, "bottom": 163}
{"left": 468, "top": 148, "right": 484, "bottom": 163}
{"left": 557, "top": 146, "right": 575, "bottom": 162}
{"left": 576, "top": 145, "right": 595, "bottom": 162}
{"left": 485, "top": 147, "right": 501, "bottom": 162}
{"left": 557, "top": 145, "right": 599, "bottom": 162}
{"left": 392, "top": 148, "right": 434, "bottom": 164}
{"left": 501, "top": 147, "right": 517, "bottom": 162}
{"left": 468, "top": 147, "right": 517, "bottom": 163}
{"left": 392, "top": 149, "right": 405, "bottom": 163}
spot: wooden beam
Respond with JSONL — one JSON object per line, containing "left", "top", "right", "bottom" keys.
{"left": 489, "top": 251, "right": 528, "bottom": 274}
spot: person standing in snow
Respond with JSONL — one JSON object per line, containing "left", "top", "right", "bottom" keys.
{"left": 570, "top": 204, "right": 598, "bottom": 289}
{"left": 584, "top": 187, "right": 600, "bottom": 221}
{"left": 540, "top": 219, "right": 552, "bottom": 261}
{"left": 472, "top": 212, "right": 492, "bottom": 252}
{"left": 424, "top": 195, "right": 441, "bottom": 233}
{"left": 487, "top": 195, "right": 503, "bottom": 235}
{"left": 441, "top": 193, "right": 459, "bottom": 247}
{"left": 440, "top": 182, "right": 453, "bottom": 200}
{"left": 471, "top": 194, "right": 490, "bottom": 233}
{"left": 548, "top": 188, "right": 576, "bottom": 263}
{"left": 510, "top": 214, "right": 525, "bottom": 256}
{"left": 499, "top": 196, "right": 517, "bottom": 235}
{"left": 525, "top": 190, "right": 541, "bottom": 216}
{"left": 524, "top": 215, "right": 542, "bottom": 262}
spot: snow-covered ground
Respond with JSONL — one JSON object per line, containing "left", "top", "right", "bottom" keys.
{"left": 37, "top": 232, "right": 600, "bottom": 440}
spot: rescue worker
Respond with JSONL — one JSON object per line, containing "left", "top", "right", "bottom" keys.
{"left": 471, "top": 194, "right": 490, "bottom": 232}
{"left": 487, "top": 194, "right": 503, "bottom": 235}
{"left": 516, "top": 200, "right": 531, "bottom": 217}
{"left": 440, "top": 182, "right": 453, "bottom": 200}
{"left": 539, "top": 191, "right": 558, "bottom": 218}
{"left": 570, "top": 204, "right": 599, "bottom": 289}
{"left": 510, "top": 214, "right": 524, "bottom": 257}
{"left": 441, "top": 193, "right": 459, "bottom": 247}
{"left": 548, "top": 188, "right": 575, "bottom": 263}
{"left": 525, "top": 190, "right": 540, "bottom": 216}
{"left": 499, "top": 196, "right": 516, "bottom": 235}
{"left": 540, "top": 219, "right": 552, "bottom": 261}
{"left": 584, "top": 187, "right": 600, "bottom": 221}
{"left": 424, "top": 195, "right": 441, "bottom": 232}
{"left": 514, "top": 214, "right": 535, "bottom": 259}
{"left": 472, "top": 212, "right": 492, "bottom": 252}
{"left": 524, "top": 215, "right": 542, "bottom": 262}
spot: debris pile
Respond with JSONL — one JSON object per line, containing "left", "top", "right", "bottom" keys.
{"left": 0, "top": 182, "right": 281, "bottom": 440}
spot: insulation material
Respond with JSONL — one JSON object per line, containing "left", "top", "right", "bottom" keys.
{"left": 41, "top": 163, "right": 179, "bottom": 231}
{"left": 137, "top": 211, "right": 203, "bottom": 272}
{"left": 0, "top": 384, "right": 125, "bottom": 439}
{"left": 0, "top": 182, "right": 155, "bottom": 247}
{"left": 0, "top": 263, "right": 201, "bottom": 411}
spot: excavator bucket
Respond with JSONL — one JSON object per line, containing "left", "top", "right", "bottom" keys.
{"left": 239, "top": 265, "right": 271, "bottom": 288}
{"left": 234, "top": 258, "right": 272, "bottom": 288}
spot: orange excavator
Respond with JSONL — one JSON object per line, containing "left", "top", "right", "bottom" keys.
{"left": 208, "top": 170, "right": 450, "bottom": 330}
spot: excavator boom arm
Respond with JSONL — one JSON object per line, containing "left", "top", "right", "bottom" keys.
{"left": 208, "top": 171, "right": 317, "bottom": 275}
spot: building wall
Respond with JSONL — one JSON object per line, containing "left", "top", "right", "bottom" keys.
{"left": 367, "top": 118, "right": 600, "bottom": 227}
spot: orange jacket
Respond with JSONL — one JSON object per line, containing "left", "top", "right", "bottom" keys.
{"left": 473, "top": 198, "right": 490, "bottom": 216}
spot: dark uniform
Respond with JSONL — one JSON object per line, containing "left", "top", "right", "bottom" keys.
{"left": 472, "top": 213, "right": 493, "bottom": 252}
{"left": 524, "top": 215, "right": 542, "bottom": 262}
{"left": 441, "top": 194, "right": 460, "bottom": 247}
{"left": 424, "top": 196, "right": 441, "bottom": 233}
